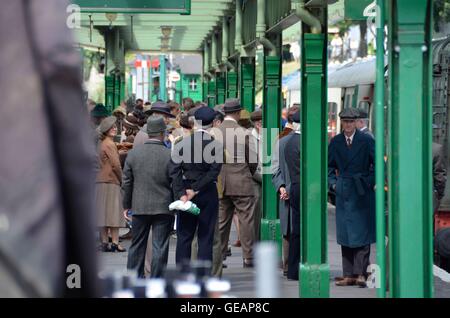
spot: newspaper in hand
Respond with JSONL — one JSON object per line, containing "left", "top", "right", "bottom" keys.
{"left": 169, "top": 200, "right": 200, "bottom": 216}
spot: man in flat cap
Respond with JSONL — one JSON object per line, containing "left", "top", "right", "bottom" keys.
{"left": 328, "top": 107, "right": 375, "bottom": 287}
{"left": 169, "top": 107, "right": 223, "bottom": 269}
{"left": 355, "top": 109, "right": 374, "bottom": 139}
{"left": 123, "top": 116, "right": 174, "bottom": 278}
{"left": 216, "top": 98, "right": 258, "bottom": 268}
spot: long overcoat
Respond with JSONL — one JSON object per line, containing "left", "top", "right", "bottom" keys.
{"left": 328, "top": 130, "right": 375, "bottom": 247}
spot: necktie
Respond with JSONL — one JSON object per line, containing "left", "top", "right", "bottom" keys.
{"left": 347, "top": 137, "right": 352, "bottom": 148}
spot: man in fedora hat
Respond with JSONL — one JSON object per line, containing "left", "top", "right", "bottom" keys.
{"left": 169, "top": 107, "right": 223, "bottom": 268}
{"left": 328, "top": 107, "right": 375, "bottom": 287}
{"left": 355, "top": 109, "right": 374, "bottom": 139}
{"left": 216, "top": 98, "right": 258, "bottom": 268}
{"left": 123, "top": 116, "right": 175, "bottom": 278}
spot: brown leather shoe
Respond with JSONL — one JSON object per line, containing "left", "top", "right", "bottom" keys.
{"left": 335, "top": 277, "right": 356, "bottom": 286}
{"left": 355, "top": 275, "right": 367, "bottom": 288}
{"left": 334, "top": 276, "right": 345, "bottom": 282}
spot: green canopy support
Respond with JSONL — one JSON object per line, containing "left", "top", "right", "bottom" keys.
{"left": 387, "top": 0, "right": 433, "bottom": 298}
{"left": 240, "top": 57, "right": 255, "bottom": 112}
{"left": 260, "top": 54, "right": 282, "bottom": 253}
{"left": 226, "top": 71, "right": 238, "bottom": 99}
{"left": 207, "top": 78, "right": 216, "bottom": 107}
{"left": 159, "top": 55, "right": 167, "bottom": 101}
{"left": 216, "top": 72, "right": 226, "bottom": 105}
{"left": 299, "top": 7, "right": 329, "bottom": 298}
{"left": 375, "top": 0, "right": 386, "bottom": 299}
{"left": 104, "top": 29, "right": 118, "bottom": 112}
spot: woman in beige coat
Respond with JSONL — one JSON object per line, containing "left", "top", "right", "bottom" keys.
{"left": 96, "top": 116, "right": 126, "bottom": 252}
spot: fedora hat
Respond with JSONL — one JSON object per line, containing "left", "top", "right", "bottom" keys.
{"left": 148, "top": 101, "right": 175, "bottom": 118}
{"left": 224, "top": 98, "right": 243, "bottom": 114}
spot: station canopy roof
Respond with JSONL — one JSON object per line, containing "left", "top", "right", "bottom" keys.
{"left": 74, "top": 0, "right": 235, "bottom": 52}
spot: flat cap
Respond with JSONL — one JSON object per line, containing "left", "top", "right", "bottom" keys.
{"left": 224, "top": 98, "right": 243, "bottom": 113}
{"left": 358, "top": 109, "right": 368, "bottom": 119}
{"left": 250, "top": 109, "right": 262, "bottom": 122}
{"left": 194, "top": 107, "right": 216, "bottom": 126}
{"left": 98, "top": 116, "right": 117, "bottom": 134}
{"left": 147, "top": 116, "right": 167, "bottom": 136}
{"left": 339, "top": 108, "right": 360, "bottom": 119}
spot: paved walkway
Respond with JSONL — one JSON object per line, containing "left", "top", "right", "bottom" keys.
{"left": 99, "top": 205, "right": 450, "bottom": 298}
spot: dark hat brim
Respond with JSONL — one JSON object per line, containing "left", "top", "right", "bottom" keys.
{"left": 148, "top": 109, "right": 175, "bottom": 118}
{"left": 224, "top": 106, "right": 243, "bottom": 114}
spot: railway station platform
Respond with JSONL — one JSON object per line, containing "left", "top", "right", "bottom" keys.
{"left": 99, "top": 205, "right": 450, "bottom": 298}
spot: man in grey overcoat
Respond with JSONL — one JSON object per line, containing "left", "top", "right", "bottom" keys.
{"left": 328, "top": 108, "right": 376, "bottom": 287}
{"left": 123, "top": 116, "right": 174, "bottom": 278}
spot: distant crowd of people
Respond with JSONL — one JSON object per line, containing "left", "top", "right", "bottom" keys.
{"left": 88, "top": 96, "right": 449, "bottom": 287}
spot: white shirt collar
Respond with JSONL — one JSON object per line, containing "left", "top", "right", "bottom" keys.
{"left": 344, "top": 130, "right": 356, "bottom": 143}
{"left": 224, "top": 116, "right": 238, "bottom": 123}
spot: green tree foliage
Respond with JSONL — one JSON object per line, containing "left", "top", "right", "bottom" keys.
{"left": 434, "top": 0, "right": 450, "bottom": 32}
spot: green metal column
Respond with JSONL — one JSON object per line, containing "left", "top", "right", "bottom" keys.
{"left": 127, "top": 73, "right": 133, "bottom": 99}
{"left": 375, "top": 0, "right": 386, "bottom": 299}
{"left": 216, "top": 72, "right": 226, "bottom": 105}
{"left": 387, "top": 0, "right": 433, "bottom": 298}
{"left": 105, "top": 30, "right": 116, "bottom": 113}
{"left": 227, "top": 71, "right": 238, "bottom": 98}
{"left": 159, "top": 55, "right": 167, "bottom": 101}
{"left": 240, "top": 57, "right": 255, "bottom": 112}
{"left": 207, "top": 79, "right": 216, "bottom": 107}
{"left": 260, "top": 56, "right": 282, "bottom": 251}
{"left": 105, "top": 76, "right": 115, "bottom": 113}
{"left": 175, "top": 73, "right": 182, "bottom": 104}
{"left": 203, "top": 78, "right": 209, "bottom": 103}
{"left": 120, "top": 77, "right": 126, "bottom": 103}
{"left": 114, "top": 75, "right": 121, "bottom": 107}
{"left": 299, "top": 20, "right": 329, "bottom": 298}
{"left": 149, "top": 58, "right": 153, "bottom": 102}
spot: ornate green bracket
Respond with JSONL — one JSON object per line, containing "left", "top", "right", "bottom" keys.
{"left": 260, "top": 56, "right": 281, "bottom": 256}
{"left": 299, "top": 31, "right": 329, "bottom": 298}
{"left": 240, "top": 57, "right": 255, "bottom": 112}
{"left": 387, "top": 0, "right": 433, "bottom": 298}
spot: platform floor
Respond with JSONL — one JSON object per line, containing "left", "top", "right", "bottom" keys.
{"left": 99, "top": 205, "right": 450, "bottom": 298}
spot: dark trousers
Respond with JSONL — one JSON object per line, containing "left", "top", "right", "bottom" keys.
{"left": 287, "top": 182, "right": 300, "bottom": 280}
{"left": 127, "top": 214, "right": 174, "bottom": 278}
{"left": 341, "top": 245, "right": 371, "bottom": 277}
{"left": 176, "top": 185, "right": 219, "bottom": 266}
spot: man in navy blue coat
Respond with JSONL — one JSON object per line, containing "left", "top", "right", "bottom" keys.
{"left": 328, "top": 108, "right": 375, "bottom": 287}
